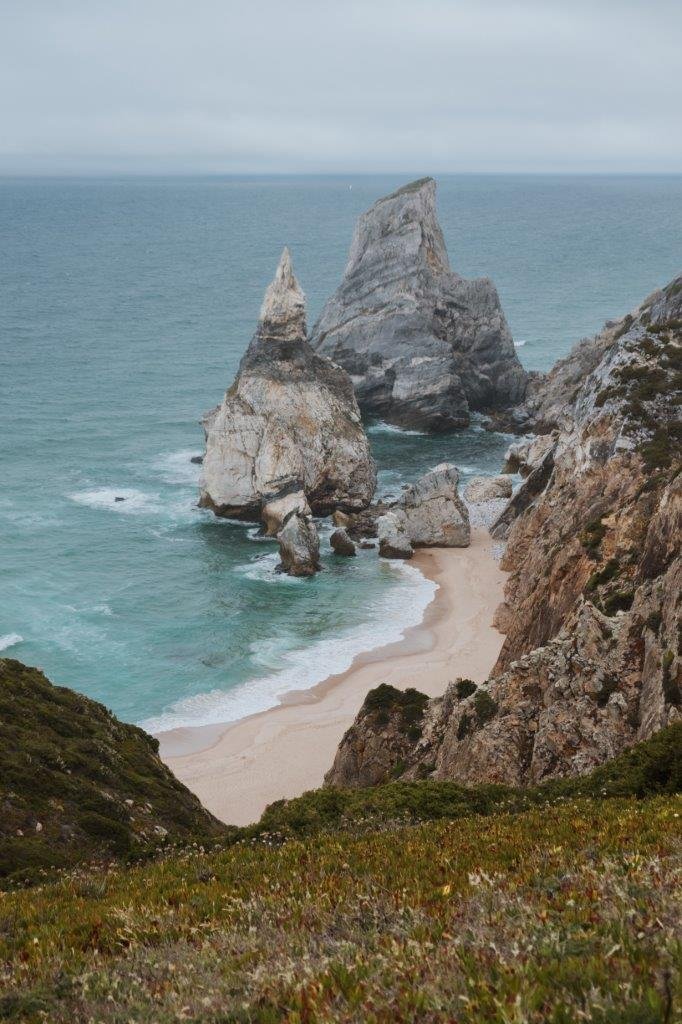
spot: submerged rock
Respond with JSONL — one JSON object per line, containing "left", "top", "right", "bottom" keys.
{"left": 330, "top": 528, "right": 356, "bottom": 557}
{"left": 310, "top": 178, "right": 526, "bottom": 432}
{"left": 277, "top": 511, "right": 321, "bottom": 577}
{"left": 400, "top": 463, "right": 470, "bottom": 547}
{"left": 377, "top": 512, "right": 413, "bottom": 560}
{"left": 199, "top": 249, "right": 376, "bottom": 531}
{"left": 464, "top": 475, "right": 513, "bottom": 503}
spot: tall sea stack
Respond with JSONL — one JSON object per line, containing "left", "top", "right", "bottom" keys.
{"left": 199, "top": 248, "right": 376, "bottom": 532}
{"left": 310, "top": 178, "right": 527, "bottom": 432}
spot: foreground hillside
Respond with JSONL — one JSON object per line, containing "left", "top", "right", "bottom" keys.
{"left": 0, "top": 659, "right": 223, "bottom": 883}
{"left": 1, "top": 797, "right": 679, "bottom": 1023}
{"left": 1, "top": 726, "right": 681, "bottom": 1022}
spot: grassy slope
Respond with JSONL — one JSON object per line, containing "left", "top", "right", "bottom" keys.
{"left": 0, "top": 797, "right": 680, "bottom": 1023}
{"left": 0, "top": 660, "right": 224, "bottom": 882}
{"left": 1, "top": 664, "right": 681, "bottom": 1021}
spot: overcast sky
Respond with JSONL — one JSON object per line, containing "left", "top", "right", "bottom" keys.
{"left": 1, "top": 0, "right": 681, "bottom": 175}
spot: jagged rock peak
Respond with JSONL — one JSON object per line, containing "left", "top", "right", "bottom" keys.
{"left": 345, "top": 176, "right": 450, "bottom": 278}
{"left": 258, "top": 247, "right": 306, "bottom": 341}
{"left": 311, "top": 177, "right": 527, "bottom": 432}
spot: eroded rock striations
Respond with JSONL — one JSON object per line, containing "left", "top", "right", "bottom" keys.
{"left": 327, "top": 275, "right": 682, "bottom": 789}
{"left": 199, "top": 249, "right": 376, "bottom": 532}
{"left": 310, "top": 178, "right": 527, "bottom": 432}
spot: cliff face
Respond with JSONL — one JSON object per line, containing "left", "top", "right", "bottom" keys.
{"left": 310, "top": 179, "right": 527, "bottom": 432}
{"left": 327, "top": 275, "right": 682, "bottom": 789}
{"left": 199, "top": 249, "right": 376, "bottom": 527}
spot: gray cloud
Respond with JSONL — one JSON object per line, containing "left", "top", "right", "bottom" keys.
{"left": 1, "top": 0, "right": 680, "bottom": 173}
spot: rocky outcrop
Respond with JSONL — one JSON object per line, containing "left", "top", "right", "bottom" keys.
{"left": 310, "top": 178, "right": 527, "bottom": 432}
{"left": 502, "top": 434, "right": 556, "bottom": 476}
{"left": 464, "top": 475, "right": 513, "bottom": 503}
{"left": 330, "top": 528, "right": 356, "bottom": 557}
{"left": 199, "top": 249, "right": 376, "bottom": 530}
{"left": 326, "top": 275, "right": 682, "bottom": 789}
{"left": 377, "top": 512, "right": 413, "bottom": 560}
{"left": 400, "top": 463, "right": 470, "bottom": 547}
{"left": 277, "top": 511, "right": 321, "bottom": 577}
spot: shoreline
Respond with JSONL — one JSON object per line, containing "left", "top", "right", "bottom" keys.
{"left": 158, "top": 527, "right": 507, "bottom": 826}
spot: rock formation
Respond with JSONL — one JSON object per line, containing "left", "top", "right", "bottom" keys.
{"left": 310, "top": 178, "right": 527, "bottom": 432}
{"left": 330, "top": 528, "right": 356, "bottom": 557}
{"left": 377, "top": 512, "right": 413, "bottom": 560}
{"left": 327, "top": 274, "right": 682, "bottom": 789}
{"left": 400, "top": 464, "right": 470, "bottom": 546}
{"left": 277, "top": 511, "right": 321, "bottom": 577}
{"left": 199, "top": 249, "right": 376, "bottom": 532}
{"left": 464, "top": 475, "right": 513, "bottom": 503}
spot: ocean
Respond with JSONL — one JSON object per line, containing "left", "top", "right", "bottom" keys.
{"left": 2, "top": 174, "right": 681, "bottom": 729}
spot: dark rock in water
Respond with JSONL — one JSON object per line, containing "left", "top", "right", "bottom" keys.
{"left": 199, "top": 248, "right": 376, "bottom": 530}
{"left": 310, "top": 178, "right": 527, "bottom": 432}
{"left": 114, "top": 496, "right": 126, "bottom": 502}
{"left": 190, "top": 455, "right": 204, "bottom": 465}
{"left": 360, "top": 541, "right": 376, "bottom": 549}
{"left": 330, "top": 528, "right": 356, "bottom": 557}
{"left": 277, "top": 511, "right": 321, "bottom": 577}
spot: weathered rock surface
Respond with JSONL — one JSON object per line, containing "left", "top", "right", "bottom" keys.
{"left": 400, "top": 463, "right": 470, "bottom": 547}
{"left": 199, "top": 249, "right": 376, "bottom": 530}
{"left": 377, "top": 512, "right": 413, "bottom": 560}
{"left": 277, "top": 511, "right": 321, "bottom": 577}
{"left": 464, "top": 475, "right": 513, "bottom": 503}
{"left": 330, "top": 528, "right": 356, "bottom": 557}
{"left": 310, "top": 178, "right": 527, "bottom": 432}
{"left": 502, "top": 434, "right": 556, "bottom": 476}
{"left": 326, "top": 275, "right": 682, "bottom": 789}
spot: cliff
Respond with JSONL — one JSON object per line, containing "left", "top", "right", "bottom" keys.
{"left": 310, "top": 178, "right": 527, "bottom": 432}
{"left": 0, "top": 659, "right": 225, "bottom": 883}
{"left": 326, "top": 275, "right": 682, "bottom": 789}
{"left": 199, "top": 248, "right": 376, "bottom": 529}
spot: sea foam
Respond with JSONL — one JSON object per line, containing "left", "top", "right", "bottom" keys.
{"left": 69, "top": 487, "right": 163, "bottom": 515}
{"left": 141, "top": 560, "right": 437, "bottom": 734}
{"left": 0, "top": 633, "right": 23, "bottom": 652}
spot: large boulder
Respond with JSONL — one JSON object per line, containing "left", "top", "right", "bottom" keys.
{"left": 330, "top": 528, "right": 356, "bottom": 557}
{"left": 464, "top": 475, "right": 513, "bottom": 503}
{"left": 277, "top": 511, "right": 321, "bottom": 577}
{"left": 400, "top": 463, "right": 470, "bottom": 547}
{"left": 199, "top": 249, "right": 376, "bottom": 531}
{"left": 377, "top": 512, "right": 413, "bottom": 560}
{"left": 310, "top": 178, "right": 526, "bottom": 432}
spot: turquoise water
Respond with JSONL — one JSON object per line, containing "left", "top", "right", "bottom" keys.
{"left": 2, "top": 175, "right": 681, "bottom": 728}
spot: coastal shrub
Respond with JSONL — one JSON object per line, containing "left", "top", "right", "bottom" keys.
{"left": 455, "top": 678, "right": 477, "bottom": 700}
{"left": 580, "top": 517, "right": 607, "bottom": 556}
{"left": 646, "top": 611, "right": 662, "bottom": 633}
{"left": 595, "top": 674, "right": 620, "bottom": 708}
{"left": 602, "top": 590, "right": 635, "bottom": 616}
{"left": 473, "top": 690, "right": 498, "bottom": 726}
{"left": 362, "top": 684, "right": 429, "bottom": 740}
{"left": 585, "top": 558, "right": 621, "bottom": 593}
{"left": 456, "top": 714, "right": 471, "bottom": 740}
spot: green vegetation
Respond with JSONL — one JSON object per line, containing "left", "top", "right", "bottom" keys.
{"left": 362, "top": 684, "right": 429, "bottom": 741}
{"left": 1, "top": 795, "right": 680, "bottom": 1021}
{"left": 602, "top": 590, "right": 635, "bottom": 616}
{"left": 455, "top": 678, "right": 477, "bottom": 699}
{"left": 1, "top": 683, "right": 681, "bottom": 1022}
{"left": 0, "top": 659, "right": 224, "bottom": 884}
{"left": 639, "top": 422, "right": 682, "bottom": 471}
{"left": 473, "top": 689, "right": 498, "bottom": 725}
{"left": 585, "top": 558, "right": 621, "bottom": 593}
{"left": 580, "top": 517, "right": 607, "bottom": 556}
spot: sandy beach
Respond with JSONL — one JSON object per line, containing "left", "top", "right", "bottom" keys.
{"left": 159, "top": 527, "right": 507, "bottom": 826}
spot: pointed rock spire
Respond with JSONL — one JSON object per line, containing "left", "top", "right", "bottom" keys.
{"left": 258, "top": 247, "right": 306, "bottom": 341}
